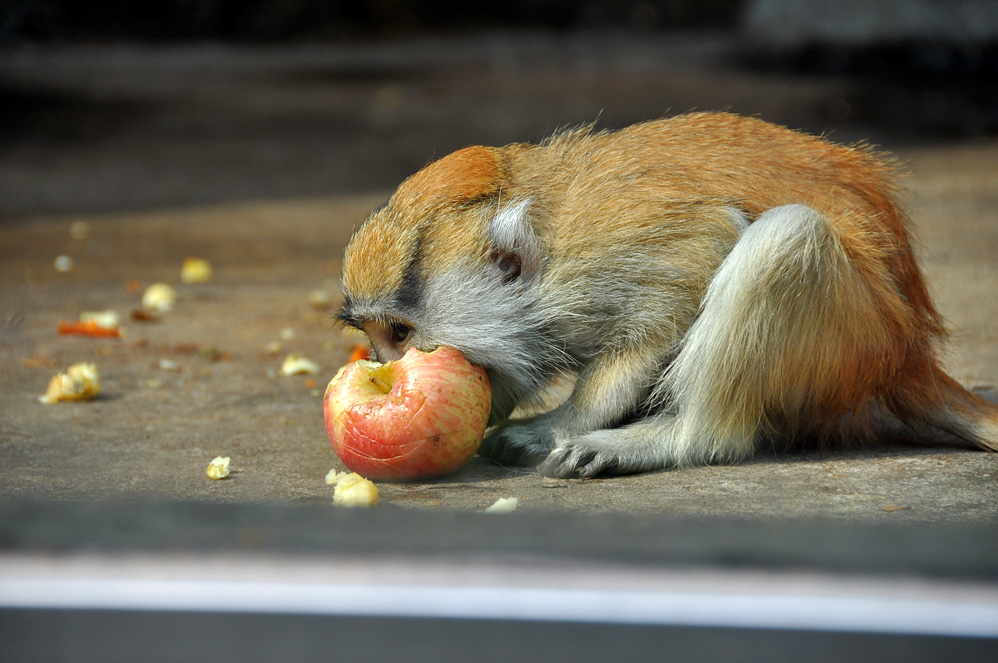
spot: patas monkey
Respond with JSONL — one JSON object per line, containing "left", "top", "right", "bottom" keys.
{"left": 337, "top": 112, "right": 998, "bottom": 477}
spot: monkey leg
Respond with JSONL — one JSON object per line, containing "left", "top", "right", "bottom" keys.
{"left": 892, "top": 361, "right": 998, "bottom": 452}
{"left": 479, "top": 343, "right": 669, "bottom": 467}
{"left": 539, "top": 204, "right": 901, "bottom": 478}
{"left": 536, "top": 412, "right": 682, "bottom": 477}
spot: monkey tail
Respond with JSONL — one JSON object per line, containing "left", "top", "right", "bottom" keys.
{"left": 892, "top": 362, "right": 998, "bottom": 452}
{"left": 662, "top": 203, "right": 895, "bottom": 463}
{"left": 661, "top": 203, "right": 998, "bottom": 464}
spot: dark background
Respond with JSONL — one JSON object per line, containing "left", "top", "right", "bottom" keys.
{"left": 2, "top": 0, "right": 996, "bottom": 220}
{"left": 1, "top": 1, "right": 747, "bottom": 41}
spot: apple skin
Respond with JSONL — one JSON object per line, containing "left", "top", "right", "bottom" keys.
{"left": 323, "top": 346, "right": 491, "bottom": 481}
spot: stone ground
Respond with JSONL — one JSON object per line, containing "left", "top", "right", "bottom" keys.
{"left": 0, "top": 32, "right": 996, "bottom": 660}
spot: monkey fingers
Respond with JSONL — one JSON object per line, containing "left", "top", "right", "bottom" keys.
{"left": 536, "top": 438, "right": 619, "bottom": 479}
{"left": 539, "top": 416, "right": 687, "bottom": 477}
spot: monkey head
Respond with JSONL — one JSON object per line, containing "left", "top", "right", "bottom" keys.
{"left": 337, "top": 145, "right": 558, "bottom": 423}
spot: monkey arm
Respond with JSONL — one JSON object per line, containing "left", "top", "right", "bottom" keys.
{"left": 479, "top": 341, "right": 670, "bottom": 466}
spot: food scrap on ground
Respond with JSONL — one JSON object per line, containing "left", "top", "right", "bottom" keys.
{"left": 57, "top": 320, "right": 122, "bottom": 338}
{"left": 130, "top": 308, "right": 162, "bottom": 322}
{"left": 180, "top": 257, "right": 213, "bottom": 284}
{"left": 53, "top": 255, "right": 74, "bottom": 272}
{"left": 206, "top": 456, "right": 231, "bottom": 480}
{"left": 325, "top": 469, "right": 348, "bottom": 485}
{"left": 39, "top": 362, "right": 101, "bottom": 404}
{"left": 80, "top": 310, "right": 123, "bottom": 329}
{"left": 142, "top": 282, "right": 178, "bottom": 312}
{"left": 280, "top": 353, "right": 320, "bottom": 376}
{"left": 327, "top": 470, "right": 380, "bottom": 507}
{"left": 348, "top": 343, "right": 372, "bottom": 363}
{"left": 485, "top": 497, "right": 518, "bottom": 513}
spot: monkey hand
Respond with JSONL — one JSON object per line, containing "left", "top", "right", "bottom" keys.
{"left": 478, "top": 413, "right": 560, "bottom": 467}
{"left": 536, "top": 434, "right": 622, "bottom": 478}
{"left": 536, "top": 417, "right": 685, "bottom": 478}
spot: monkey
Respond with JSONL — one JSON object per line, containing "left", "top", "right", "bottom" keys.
{"left": 336, "top": 112, "right": 998, "bottom": 478}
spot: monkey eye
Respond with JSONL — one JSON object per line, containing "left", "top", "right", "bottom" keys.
{"left": 389, "top": 321, "right": 413, "bottom": 346}
{"left": 361, "top": 319, "right": 415, "bottom": 362}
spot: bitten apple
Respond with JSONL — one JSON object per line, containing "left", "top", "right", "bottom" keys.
{"left": 323, "top": 346, "right": 490, "bottom": 481}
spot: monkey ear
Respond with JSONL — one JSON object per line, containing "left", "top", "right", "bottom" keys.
{"left": 487, "top": 199, "right": 542, "bottom": 288}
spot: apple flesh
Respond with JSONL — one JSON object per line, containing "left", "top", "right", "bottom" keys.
{"left": 323, "top": 346, "right": 491, "bottom": 481}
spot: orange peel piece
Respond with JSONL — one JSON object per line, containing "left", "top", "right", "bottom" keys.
{"left": 57, "top": 320, "right": 121, "bottom": 338}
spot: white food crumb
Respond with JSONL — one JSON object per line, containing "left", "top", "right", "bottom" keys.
{"left": 280, "top": 353, "right": 320, "bottom": 376}
{"left": 206, "top": 456, "right": 231, "bottom": 480}
{"left": 39, "top": 362, "right": 101, "bottom": 404}
{"left": 329, "top": 472, "right": 379, "bottom": 507}
{"left": 325, "top": 469, "right": 350, "bottom": 485}
{"left": 485, "top": 497, "right": 518, "bottom": 514}
{"left": 142, "top": 283, "right": 178, "bottom": 312}
{"left": 54, "top": 255, "right": 74, "bottom": 272}
{"left": 80, "top": 310, "right": 122, "bottom": 329}
{"left": 181, "top": 257, "right": 213, "bottom": 284}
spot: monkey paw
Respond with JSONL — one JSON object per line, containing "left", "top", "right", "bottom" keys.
{"left": 479, "top": 420, "right": 557, "bottom": 467}
{"left": 536, "top": 438, "right": 620, "bottom": 479}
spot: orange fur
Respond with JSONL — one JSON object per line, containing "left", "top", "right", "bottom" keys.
{"left": 398, "top": 145, "right": 503, "bottom": 205}
{"left": 339, "top": 112, "right": 998, "bottom": 475}
{"left": 342, "top": 146, "right": 504, "bottom": 301}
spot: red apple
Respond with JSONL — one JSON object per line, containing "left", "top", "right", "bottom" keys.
{"left": 323, "top": 346, "right": 491, "bottom": 481}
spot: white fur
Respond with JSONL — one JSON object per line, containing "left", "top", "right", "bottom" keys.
{"left": 725, "top": 206, "right": 750, "bottom": 233}
{"left": 488, "top": 199, "right": 533, "bottom": 251}
{"left": 416, "top": 267, "right": 566, "bottom": 421}
{"left": 538, "top": 204, "right": 875, "bottom": 476}
{"left": 486, "top": 198, "right": 544, "bottom": 287}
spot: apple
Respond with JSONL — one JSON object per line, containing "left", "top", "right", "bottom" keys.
{"left": 323, "top": 346, "right": 491, "bottom": 481}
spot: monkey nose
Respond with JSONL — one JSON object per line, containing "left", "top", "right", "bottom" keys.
{"left": 372, "top": 343, "right": 406, "bottom": 363}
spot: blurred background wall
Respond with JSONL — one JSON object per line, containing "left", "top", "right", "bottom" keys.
{"left": 2, "top": 1, "right": 745, "bottom": 41}
{"left": 1, "top": 0, "right": 996, "bottom": 219}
